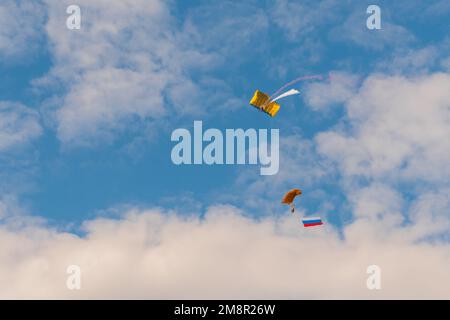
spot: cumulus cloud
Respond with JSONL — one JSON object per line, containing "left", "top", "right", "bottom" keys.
{"left": 0, "top": 204, "right": 449, "bottom": 299}
{"left": 317, "top": 73, "right": 450, "bottom": 183}
{"left": 0, "top": 102, "right": 42, "bottom": 151}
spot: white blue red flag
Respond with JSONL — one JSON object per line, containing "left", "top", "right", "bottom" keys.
{"left": 302, "top": 217, "right": 323, "bottom": 227}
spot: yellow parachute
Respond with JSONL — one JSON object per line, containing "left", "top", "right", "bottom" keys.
{"left": 249, "top": 89, "right": 300, "bottom": 117}
{"left": 249, "top": 90, "right": 281, "bottom": 117}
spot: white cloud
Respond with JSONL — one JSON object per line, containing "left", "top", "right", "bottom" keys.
{"left": 317, "top": 73, "right": 450, "bottom": 183}
{"left": 348, "top": 184, "right": 405, "bottom": 231}
{"left": 302, "top": 71, "right": 450, "bottom": 250}
{"left": 0, "top": 204, "right": 449, "bottom": 299}
{"left": 303, "top": 72, "right": 360, "bottom": 110}
{"left": 376, "top": 47, "right": 440, "bottom": 74}
{"left": 0, "top": 1, "right": 45, "bottom": 61}
{"left": 0, "top": 102, "right": 42, "bottom": 151}
{"left": 374, "top": 39, "right": 450, "bottom": 75}
{"left": 411, "top": 189, "right": 450, "bottom": 225}
{"left": 38, "top": 0, "right": 222, "bottom": 145}
{"left": 56, "top": 67, "right": 168, "bottom": 144}
{"left": 40, "top": 0, "right": 175, "bottom": 145}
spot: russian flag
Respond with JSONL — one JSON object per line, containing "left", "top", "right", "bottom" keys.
{"left": 302, "top": 217, "right": 323, "bottom": 227}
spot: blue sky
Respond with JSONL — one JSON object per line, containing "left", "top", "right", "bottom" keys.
{"left": 1, "top": 0, "right": 450, "bottom": 298}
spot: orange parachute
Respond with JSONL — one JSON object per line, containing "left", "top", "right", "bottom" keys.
{"left": 282, "top": 188, "right": 302, "bottom": 213}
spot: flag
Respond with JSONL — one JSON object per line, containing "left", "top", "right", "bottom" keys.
{"left": 302, "top": 217, "right": 323, "bottom": 227}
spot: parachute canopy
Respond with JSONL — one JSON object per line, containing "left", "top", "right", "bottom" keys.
{"left": 249, "top": 90, "right": 281, "bottom": 117}
{"left": 282, "top": 188, "right": 302, "bottom": 204}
